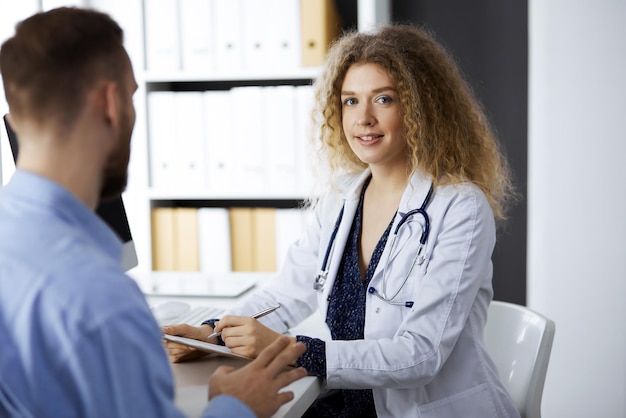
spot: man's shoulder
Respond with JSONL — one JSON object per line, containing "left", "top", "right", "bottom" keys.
{"left": 28, "top": 249, "right": 147, "bottom": 331}
{"left": 52, "top": 261, "right": 143, "bottom": 310}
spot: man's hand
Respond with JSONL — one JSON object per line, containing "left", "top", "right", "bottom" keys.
{"left": 163, "top": 323, "right": 216, "bottom": 363}
{"left": 208, "top": 335, "right": 308, "bottom": 418}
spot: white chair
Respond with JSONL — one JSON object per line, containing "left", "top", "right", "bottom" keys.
{"left": 484, "top": 301, "right": 555, "bottom": 418}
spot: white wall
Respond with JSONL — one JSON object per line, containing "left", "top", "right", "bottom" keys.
{"left": 528, "top": 1, "right": 626, "bottom": 416}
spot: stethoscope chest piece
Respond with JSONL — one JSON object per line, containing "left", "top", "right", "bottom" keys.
{"left": 313, "top": 272, "right": 327, "bottom": 291}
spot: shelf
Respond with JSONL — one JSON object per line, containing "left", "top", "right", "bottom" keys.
{"left": 148, "top": 192, "right": 305, "bottom": 200}
{"left": 118, "top": 0, "right": 388, "bottom": 273}
{"left": 143, "top": 67, "right": 322, "bottom": 83}
{"left": 148, "top": 189, "right": 308, "bottom": 201}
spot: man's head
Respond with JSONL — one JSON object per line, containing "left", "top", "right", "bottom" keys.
{"left": 0, "top": 7, "right": 137, "bottom": 201}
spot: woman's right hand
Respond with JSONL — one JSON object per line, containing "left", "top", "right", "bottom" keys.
{"left": 162, "top": 323, "right": 215, "bottom": 363}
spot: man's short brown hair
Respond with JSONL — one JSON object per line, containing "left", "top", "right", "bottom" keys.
{"left": 0, "top": 7, "right": 127, "bottom": 128}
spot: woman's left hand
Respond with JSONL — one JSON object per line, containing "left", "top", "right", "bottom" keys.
{"left": 213, "top": 315, "right": 291, "bottom": 358}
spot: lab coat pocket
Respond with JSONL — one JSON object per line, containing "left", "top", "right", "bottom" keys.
{"left": 419, "top": 383, "right": 498, "bottom": 418}
{"left": 366, "top": 270, "right": 419, "bottom": 339}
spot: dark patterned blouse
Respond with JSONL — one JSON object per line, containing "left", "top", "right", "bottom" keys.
{"left": 297, "top": 178, "right": 393, "bottom": 418}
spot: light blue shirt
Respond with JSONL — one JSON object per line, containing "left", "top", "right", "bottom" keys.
{"left": 0, "top": 171, "right": 254, "bottom": 418}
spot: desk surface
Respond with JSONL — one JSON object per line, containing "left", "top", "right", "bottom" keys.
{"left": 172, "top": 356, "right": 321, "bottom": 418}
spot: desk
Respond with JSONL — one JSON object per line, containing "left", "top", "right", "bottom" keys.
{"left": 133, "top": 272, "right": 328, "bottom": 418}
{"left": 172, "top": 356, "right": 321, "bottom": 418}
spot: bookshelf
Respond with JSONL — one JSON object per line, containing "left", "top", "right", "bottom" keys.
{"left": 91, "top": 0, "right": 390, "bottom": 277}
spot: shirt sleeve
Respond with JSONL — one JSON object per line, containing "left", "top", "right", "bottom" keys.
{"left": 53, "top": 301, "right": 188, "bottom": 418}
{"left": 201, "top": 318, "right": 225, "bottom": 346}
{"left": 296, "top": 335, "right": 327, "bottom": 378}
{"left": 201, "top": 395, "right": 256, "bottom": 418}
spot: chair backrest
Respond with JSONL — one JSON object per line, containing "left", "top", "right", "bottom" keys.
{"left": 483, "top": 301, "right": 555, "bottom": 418}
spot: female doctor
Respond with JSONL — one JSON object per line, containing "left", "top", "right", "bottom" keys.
{"left": 164, "top": 24, "right": 519, "bottom": 418}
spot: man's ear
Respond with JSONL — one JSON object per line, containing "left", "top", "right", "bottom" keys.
{"left": 101, "top": 80, "right": 120, "bottom": 129}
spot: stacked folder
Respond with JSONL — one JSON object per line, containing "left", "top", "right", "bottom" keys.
{"left": 144, "top": 0, "right": 342, "bottom": 73}
{"left": 147, "top": 86, "right": 315, "bottom": 196}
{"left": 151, "top": 207, "right": 310, "bottom": 274}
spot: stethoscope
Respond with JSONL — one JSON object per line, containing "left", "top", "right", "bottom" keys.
{"left": 313, "top": 184, "right": 434, "bottom": 308}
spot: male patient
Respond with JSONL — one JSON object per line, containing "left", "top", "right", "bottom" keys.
{"left": 0, "top": 7, "right": 306, "bottom": 418}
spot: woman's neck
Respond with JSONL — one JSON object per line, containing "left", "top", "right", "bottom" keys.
{"left": 367, "top": 165, "right": 410, "bottom": 200}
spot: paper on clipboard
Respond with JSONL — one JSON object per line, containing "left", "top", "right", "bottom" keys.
{"left": 163, "top": 334, "right": 253, "bottom": 361}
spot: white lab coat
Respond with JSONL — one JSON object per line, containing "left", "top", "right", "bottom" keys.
{"left": 226, "top": 168, "right": 520, "bottom": 418}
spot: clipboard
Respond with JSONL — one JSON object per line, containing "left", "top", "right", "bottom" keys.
{"left": 163, "top": 334, "right": 253, "bottom": 361}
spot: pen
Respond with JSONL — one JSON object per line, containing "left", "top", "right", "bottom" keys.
{"left": 207, "top": 304, "right": 281, "bottom": 339}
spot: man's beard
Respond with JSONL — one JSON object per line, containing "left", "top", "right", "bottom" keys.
{"left": 99, "top": 162, "right": 128, "bottom": 202}
{"left": 99, "top": 111, "right": 132, "bottom": 202}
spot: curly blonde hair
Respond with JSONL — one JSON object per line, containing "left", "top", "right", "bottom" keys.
{"left": 310, "top": 24, "right": 514, "bottom": 221}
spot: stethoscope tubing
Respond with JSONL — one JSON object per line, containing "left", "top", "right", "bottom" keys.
{"left": 313, "top": 205, "right": 344, "bottom": 291}
{"left": 320, "top": 205, "right": 344, "bottom": 274}
{"left": 314, "top": 183, "right": 435, "bottom": 305}
{"left": 395, "top": 184, "right": 433, "bottom": 244}
{"left": 375, "top": 185, "right": 432, "bottom": 302}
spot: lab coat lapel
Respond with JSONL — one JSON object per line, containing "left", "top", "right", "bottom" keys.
{"left": 320, "top": 170, "right": 371, "bottom": 304}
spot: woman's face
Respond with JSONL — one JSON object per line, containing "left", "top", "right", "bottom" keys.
{"left": 341, "top": 63, "right": 407, "bottom": 170}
